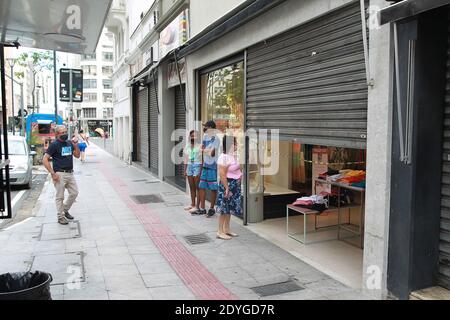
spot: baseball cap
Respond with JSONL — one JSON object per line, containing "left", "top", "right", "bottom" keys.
{"left": 203, "top": 120, "right": 216, "bottom": 129}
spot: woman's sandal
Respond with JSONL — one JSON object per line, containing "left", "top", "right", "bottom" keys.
{"left": 184, "top": 205, "right": 193, "bottom": 211}
{"left": 216, "top": 233, "right": 232, "bottom": 240}
{"left": 226, "top": 232, "right": 239, "bottom": 237}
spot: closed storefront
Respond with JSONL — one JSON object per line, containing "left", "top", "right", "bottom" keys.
{"left": 138, "top": 86, "right": 149, "bottom": 167}
{"left": 149, "top": 77, "right": 159, "bottom": 175}
{"left": 439, "top": 12, "right": 450, "bottom": 290}
{"left": 175, "top": 84, "right": 186, "bottom": 180}
{"left": 246, "top": 0, "right": 367, "bottom": 149}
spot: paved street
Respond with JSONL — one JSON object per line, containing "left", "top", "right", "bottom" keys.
{"left": 0, "top": 144, "right": 368, "bottom": 300}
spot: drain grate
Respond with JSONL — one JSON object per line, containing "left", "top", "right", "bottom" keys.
{"left": 131, "top": 194, "right": 164, "bottom": 204}
{"left": 251, "top": 280, "right": 304, "bottom": 297}
{"left": 183, "top": 234, "right": 211, "bottom": 245}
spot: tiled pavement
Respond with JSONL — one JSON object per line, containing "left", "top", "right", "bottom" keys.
{"left": 0, "top": 144, "right": 369, "bottom": 300}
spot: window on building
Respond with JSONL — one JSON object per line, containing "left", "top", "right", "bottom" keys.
{"left": 103, "top": 79, "right": 112, "bottom": 89}
{"left": 82, "top": 53, "right": 96, "bottom": 60}
{"left": 82, "top": 65, "right": 97, "bottom": 76}
{"left": 103, "top": 108, "right": 113, "bottom": 118}
{"left": 84, "top": 93, "right": 97, "bottom": 102}
{"left": 83, "top": 108, "right": 97, "bottom": 118}
{"left": 102, "top": 66, "right": 113, "bottom": 75}
{"left": 102, "top": 52, "right": 114, "bottom": 61}
{"left": 103, "top": 93, "right": 113, "bottom": 103}
{"left": 83, "top": 79, "right": 97, "bottom": 89}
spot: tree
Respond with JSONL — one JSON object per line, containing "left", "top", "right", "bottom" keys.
{"left": 14, "top": 51, "right": 55, "bottom": 79}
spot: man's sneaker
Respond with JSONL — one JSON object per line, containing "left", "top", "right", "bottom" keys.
{"left": 58, "top": 217, "right": 69, "bottom": 225}
{"left": 64, "top": 211, "right": 74, "bottom": 220}
{"left": 207, "top": 208, "right": 216, "bottom": 217}
{"left": 192, "top": 208, "right": 206, "bottom": 215}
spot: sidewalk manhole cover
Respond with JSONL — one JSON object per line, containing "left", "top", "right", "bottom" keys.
{"left": 183, "top": 234, "right": 211, "bottom": 245}
{"left": 251, "top": 280, "right": 304, "bottom": 297}
{"left": 31, "top": 252, "right": 86, "bottom": 285}
{"left": 131, "top": 194, "right": 164, "bottom": 204}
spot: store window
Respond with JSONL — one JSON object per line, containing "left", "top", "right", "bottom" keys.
{"left": 200, "top": 61, "right": 244, "bottom": 133}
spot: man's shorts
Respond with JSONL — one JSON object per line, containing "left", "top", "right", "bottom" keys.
{"left": 199, "top": 167, "right": 218, "bottom": 191}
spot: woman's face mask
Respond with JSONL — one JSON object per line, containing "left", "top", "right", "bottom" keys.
{"left": 59, "top": 134, "right": 69, "bottom": 141}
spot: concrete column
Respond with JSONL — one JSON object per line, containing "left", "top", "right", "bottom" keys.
{"left": 158, "top": 63, "right": 175, "bottom": 180}
{"left": 363, "top": 0, "right": 394, "bottom": 300}
{"left": 114, "top": 117, "right": 119, "bottom": 156}
{"left": 124, "top": 116, "right": 130, "bottom": 163}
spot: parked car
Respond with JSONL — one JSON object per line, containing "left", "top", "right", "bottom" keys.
{"left": 2, "top": 135, "right": 36, "bottom": 189}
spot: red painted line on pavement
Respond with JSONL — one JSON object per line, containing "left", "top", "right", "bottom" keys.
{"left": 98, "top": 164, "right": 236, "bottom": 300}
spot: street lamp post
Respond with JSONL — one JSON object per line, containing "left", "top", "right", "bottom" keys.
{"left": 6, "top": 58, "right": 15, "bottom": 135}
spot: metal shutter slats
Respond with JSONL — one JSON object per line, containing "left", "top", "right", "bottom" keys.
{"left": 439, "top": 10, "right": 450, "bottom": 289}
{"left": 138, "top": 87, "right": 149, "bottom": 167}
{"left": 246, "top": 1, "right": 368, "bottom": 149}
{"left": 149, "top": 78, "right": 159, "bottom": 175}
{"left": 175, "top": 85, "right": 186, "bottom": 179}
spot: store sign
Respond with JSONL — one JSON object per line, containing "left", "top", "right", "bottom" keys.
{"left": 167, "top": 58, "right": 186, "bottom": 88}
{"left": 60, "top": 68, "right": 83, "bottom": 102}
{"left": 159, "top": 9, "right": 189, "bottom": 59}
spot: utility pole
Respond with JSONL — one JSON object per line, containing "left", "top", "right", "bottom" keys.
{"left": 53, "top": 50, "right": 58, "bottom": 125}
{"left": 6, "top": 59, "right": 15, "bottom": 135}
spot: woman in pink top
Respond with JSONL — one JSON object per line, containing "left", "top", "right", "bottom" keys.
{"left": 216, "top": 135, "right": 242, "bottom": 240}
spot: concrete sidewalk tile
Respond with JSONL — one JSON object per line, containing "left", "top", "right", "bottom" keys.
{"left": 50, "top": 284, "right": 64, "bottom": 296}
{"left": 123, "top": 236, "right": 153, "bottom": 246}
{"left": 65, "top": 239, "right": 97, "bottom": 252}
{"left": 148, "top": 285, "right": 195, "bottom": 300}
{"left": 127, "top": 244, "right": 160, "bottom": 255}
{"left": 108, "top": 288, "right": 152, "bottom": 300}
{"left": 303, "top": 278, "right": 353, "bottom": 296}
{"left": 99, "top": 254, "right": 134, "bottom": 266}
{"left": 142, "top": 272, "right": 184, "bottom": 288}
{"left": 34, "top": 240, "right": 66, "bottom": 255}
{"left": 104, "top": 274, "right": 146, "bottom": 291}
{"left": 133, "top": 255, "right": 173, "bottom": 275}
{"left": 97, "top": 245, "right": 129, "bottom": 256}
{"left": 261, "top": 288, "right": 325, "bottom": 300}
{"left": 101, "top": 264, "right": 140, "bottom": 277}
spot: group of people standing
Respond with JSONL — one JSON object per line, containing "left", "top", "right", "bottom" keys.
{"left": 183, "top": 120, "right": 242, "bottom": 240}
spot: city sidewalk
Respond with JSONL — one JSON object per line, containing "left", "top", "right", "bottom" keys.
{"left": 0, "top": 144, "right": 368, "bottom": 300}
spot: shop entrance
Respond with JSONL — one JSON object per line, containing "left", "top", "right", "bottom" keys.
{"left": 246, "top": 136, "right": 367, "bottom": 287}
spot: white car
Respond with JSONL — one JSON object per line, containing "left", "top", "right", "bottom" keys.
{"left": 2, "top": 135, "right": 35, "bottom": 189}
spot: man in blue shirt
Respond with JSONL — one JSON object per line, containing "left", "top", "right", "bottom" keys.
{"left": 193, "top": 120, "right": 219, "bottom": 217}
{"left": 43, "top": 125, "right": 81, "bottom": 225}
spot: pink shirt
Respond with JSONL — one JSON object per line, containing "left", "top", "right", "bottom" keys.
{"left": 217, "top": 153, "right": 242, "bottom": 180}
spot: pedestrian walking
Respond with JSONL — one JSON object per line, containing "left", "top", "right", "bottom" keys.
{"left": 78, "top": 129, "right": 90, "bottom": 162}
{"left": 184, "top": 130, "right": 202, "bottom": 213}
{"left": 193, "top": 120, "right": 220, "bottom": 217}
{"left": 43, "top": 125, "right": 80, "bottom": 225}
{"left": 216, "top": 135, "right": 242, "bottom": 240}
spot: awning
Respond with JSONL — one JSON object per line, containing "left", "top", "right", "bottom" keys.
{"left": 127, "top": 62, "right": 160, "bottom": 86}
{"left": 379, "top": 0, "right": 450, "bottom": 25}
{"left": 0, "top": 0, "right": 113, "bottom": 54}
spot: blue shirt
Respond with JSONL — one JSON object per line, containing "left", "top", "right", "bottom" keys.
{"left": 202, "top": 134, "right": 220, "bottom": 169}
{"left": 45, "top": 140, "right": 74, "bottom": 171}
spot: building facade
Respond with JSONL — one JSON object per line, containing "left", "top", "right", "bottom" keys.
{"left": 73, "top": 29, "right": 115, "bottom": 137}
{"left": 106, "top": 0, "right": 450, "bottom": 300}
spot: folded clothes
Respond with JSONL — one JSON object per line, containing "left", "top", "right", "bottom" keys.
{"left": 351, "top": 181, "right": 366, "bottom": 189}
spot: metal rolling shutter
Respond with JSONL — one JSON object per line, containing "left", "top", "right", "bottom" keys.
{"left": 138, "top": 87, "right": 149, "bottom": 167}
{"left": 439, "top": 13, "right": 450, "bottom": 290}
{"left": 175, "top": 85, "right": 186, "bottom": 178}
{"left": 246, "top": 1, "right": 368, "bottom": 149}
{"left": 149, "top": 78, "right": 159, "bottom": 175}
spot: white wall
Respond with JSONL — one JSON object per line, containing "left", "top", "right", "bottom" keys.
{"left": 189, "top": 0, "right": 247, "bottom": 38}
